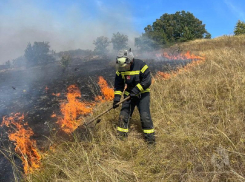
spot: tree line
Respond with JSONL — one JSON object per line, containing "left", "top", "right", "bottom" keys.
{"left": 93, "top": 11, "right": 212, "bottom": 55}
{"left": 3, "top": 10, "right": 245, "bottom": 68}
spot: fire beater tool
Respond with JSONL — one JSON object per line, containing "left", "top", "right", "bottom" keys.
{"left": 83, "top": 96, "right": 130, "bottom": 127}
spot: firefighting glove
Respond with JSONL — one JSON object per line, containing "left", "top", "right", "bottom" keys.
{"left": 113, "top": 100, "right": 120, "bottom": 109}
{"left": 130, "top": 87, "right": 141, "bottom": 99}
{"left": 130, "top": 92, "right": 141, "bottom": 99}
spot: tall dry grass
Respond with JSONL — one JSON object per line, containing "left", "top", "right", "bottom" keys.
{"left": 26, "top": 35, "right": 245, "bottom": 181}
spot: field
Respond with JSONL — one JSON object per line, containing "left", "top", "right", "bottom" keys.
{"left": 6, "top": 35, "right": 245, "bottom": 181}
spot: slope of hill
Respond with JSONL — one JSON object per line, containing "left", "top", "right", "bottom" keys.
{"left": 26, "top": 35, "right": 245, "bottom": 181}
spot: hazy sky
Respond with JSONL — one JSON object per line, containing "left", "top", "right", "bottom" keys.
{"left": 0, "top": 0, "right": 244, "bottom": 64}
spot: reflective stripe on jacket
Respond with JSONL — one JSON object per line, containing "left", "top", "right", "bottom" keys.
{"left": 114, "top": 59, "right": 151, "bottom": 101}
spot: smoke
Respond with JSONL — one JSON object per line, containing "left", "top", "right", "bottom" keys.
{"left": 0, "top": 0, "right": 140, "bottom": 64}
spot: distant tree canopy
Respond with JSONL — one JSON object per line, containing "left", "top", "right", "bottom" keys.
{"left": 135, "top": 11, "right": 211, "bottom": 50}
{"left": 93, "top": 36, "right": 110, "bottom": 55}
{"left": 111, "top": 32, "right": 128, "bottom": 51}
{"left": 135, "top": 36, "right": 159, "bottom": 51}
{"left": 60, "top": 54, "right": 72, "bottom": 69}
{"left": 24, "top": 42, "right": 54, "bottom": 66}
{"left": 234, "top": 20, "right": 245, "bottom": 35}
{"left": 12, "top": 56, "right": 26, "bottom": 67}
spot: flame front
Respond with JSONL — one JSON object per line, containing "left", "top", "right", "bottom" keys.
{"left": 1, "top": 113, "right": 41, "bottom": 174}
{"left": 95, "top": 76, "right": 114, "bottom": 101}
{"left": 57, "top": 85, "right": 92, "bottom": 133}
{"left": 156, "top": 51, "right": 205, "bottom": 60}
{"left": 158, "top": 51, "right": 205, "bottom": 79}
{"left": 157, "top": 72, "right": 171, "bottom": 80}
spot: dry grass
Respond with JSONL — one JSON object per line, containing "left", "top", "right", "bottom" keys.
{"left": 25, "top": 35, "right": 245, "bottom": 181}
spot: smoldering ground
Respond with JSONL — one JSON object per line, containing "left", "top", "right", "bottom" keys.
{"left": 0, "top": 58, "right": 116, "bottom": 181}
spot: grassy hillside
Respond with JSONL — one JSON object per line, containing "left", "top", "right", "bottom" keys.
{"left": 26, "top": 35, "right": 245, "bottom": 182}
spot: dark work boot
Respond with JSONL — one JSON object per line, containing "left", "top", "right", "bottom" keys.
{"left": 144, "top": 133, "right": 156, "bottom": 145}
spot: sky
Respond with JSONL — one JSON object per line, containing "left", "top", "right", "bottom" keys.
{"left": 0, "top": 0, "right": 245, "bottom": 64}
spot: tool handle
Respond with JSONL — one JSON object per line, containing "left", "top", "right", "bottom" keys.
{"left": 84, "top": 96, "right": 130, "bottom": 126}
{"left": 114, "top": 96, "right": 131, "bottom": 107}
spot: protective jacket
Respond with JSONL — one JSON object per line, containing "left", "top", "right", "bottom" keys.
{"left": 114, "top": 59, "right": 155, "bottom": 144}
{"left": 114, "top": 59, "right": 151, "bottom": 101}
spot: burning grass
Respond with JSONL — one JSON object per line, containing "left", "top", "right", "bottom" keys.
{"left": 56, "top": 85, "right": 93, "bottom": 133}
{"left": 157, "top": 54, "right": 205, "bottom": 80}
{"left": 0, "top": 76, "right": 114, "bottom": 178}
{"left": 156, "top": 51, "right": 205, "bottom": 61}
{"left": 56, "top": 77, "right": 113, "bottom": 134}
{"left": 95, "top": 76, "right": 114, "bottom": 102}
{"left": 1, "top": 113, "right": 41, "bottom": 174}
{"left": 25, "top": 35, "right": 245, "bottom": 181}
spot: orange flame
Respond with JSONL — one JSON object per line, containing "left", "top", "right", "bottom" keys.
{"left": 156, "top": 51, "right": 205, "bottom": 60}
{"left": 57, "top": 85, "right": 93, "bottom": 133}
{"left": 52, "top": 93, "right": 60, "bottom": 97}
{"left": 95, "top": 76, "right": 114, "bottom": 102}
{"left": 157, "top": 72, "right": 171, "bottom": 80}
{"left": 1, "top": 113, "right": 41, "bottom": 174}
{"left": 51, "top": 113, "right": 56, "bottom": 118}
{"left": 157, "top": 51, "right": 205, "bottom": 79}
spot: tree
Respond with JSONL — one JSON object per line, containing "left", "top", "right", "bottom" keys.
{"left": 24, "top": 42, "right": 54, "bottom": 67}
{"left": 234, "top": 20, "right": 245, "bottom": 35}
{"left": 135, "top": 11, "right": 211, "bottom": 50}
{"left": 135, "top": 35, "right": 160, "bottom": 51}
{"left": 60, "top": 54, "right": 72, "bottom": 72}
{"left": 12, "top": 56, "right": 27, "bottom": 67}
{"left": 93, "top": 36, "right": 110, "bottom": 55}
{"left": 111, "top": 32, "right": 128, "bottom": 51}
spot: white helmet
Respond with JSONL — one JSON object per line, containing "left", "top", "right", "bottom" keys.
{"left": 116, "top": 48, "right": 134, "bottom": 71}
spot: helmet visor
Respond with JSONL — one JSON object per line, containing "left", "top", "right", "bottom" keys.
{"left": 116, "top": 57, "right": 130, "bottom": 71}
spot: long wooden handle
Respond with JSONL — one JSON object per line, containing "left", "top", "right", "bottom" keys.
{"left": 84, "top": 96, "right": 130, "bottom": 126}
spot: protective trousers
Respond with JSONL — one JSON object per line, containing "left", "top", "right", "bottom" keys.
{"left": 117, "top": 92, "right": 155, "bottom": 144}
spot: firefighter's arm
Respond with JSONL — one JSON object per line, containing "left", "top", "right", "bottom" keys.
{"left": 114, "top": 71, "right": 125, "bottom": 102}
{"left": 131, "top": 63, "right": 151, "bottom": 95}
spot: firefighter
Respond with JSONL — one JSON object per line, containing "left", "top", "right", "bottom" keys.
{"left": 113, "top": 49, "right": 155, "bottom": 144}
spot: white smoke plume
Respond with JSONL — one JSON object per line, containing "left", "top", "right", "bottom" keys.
{"left": 0, "top": 0, "right": 140, "bottom": 64}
